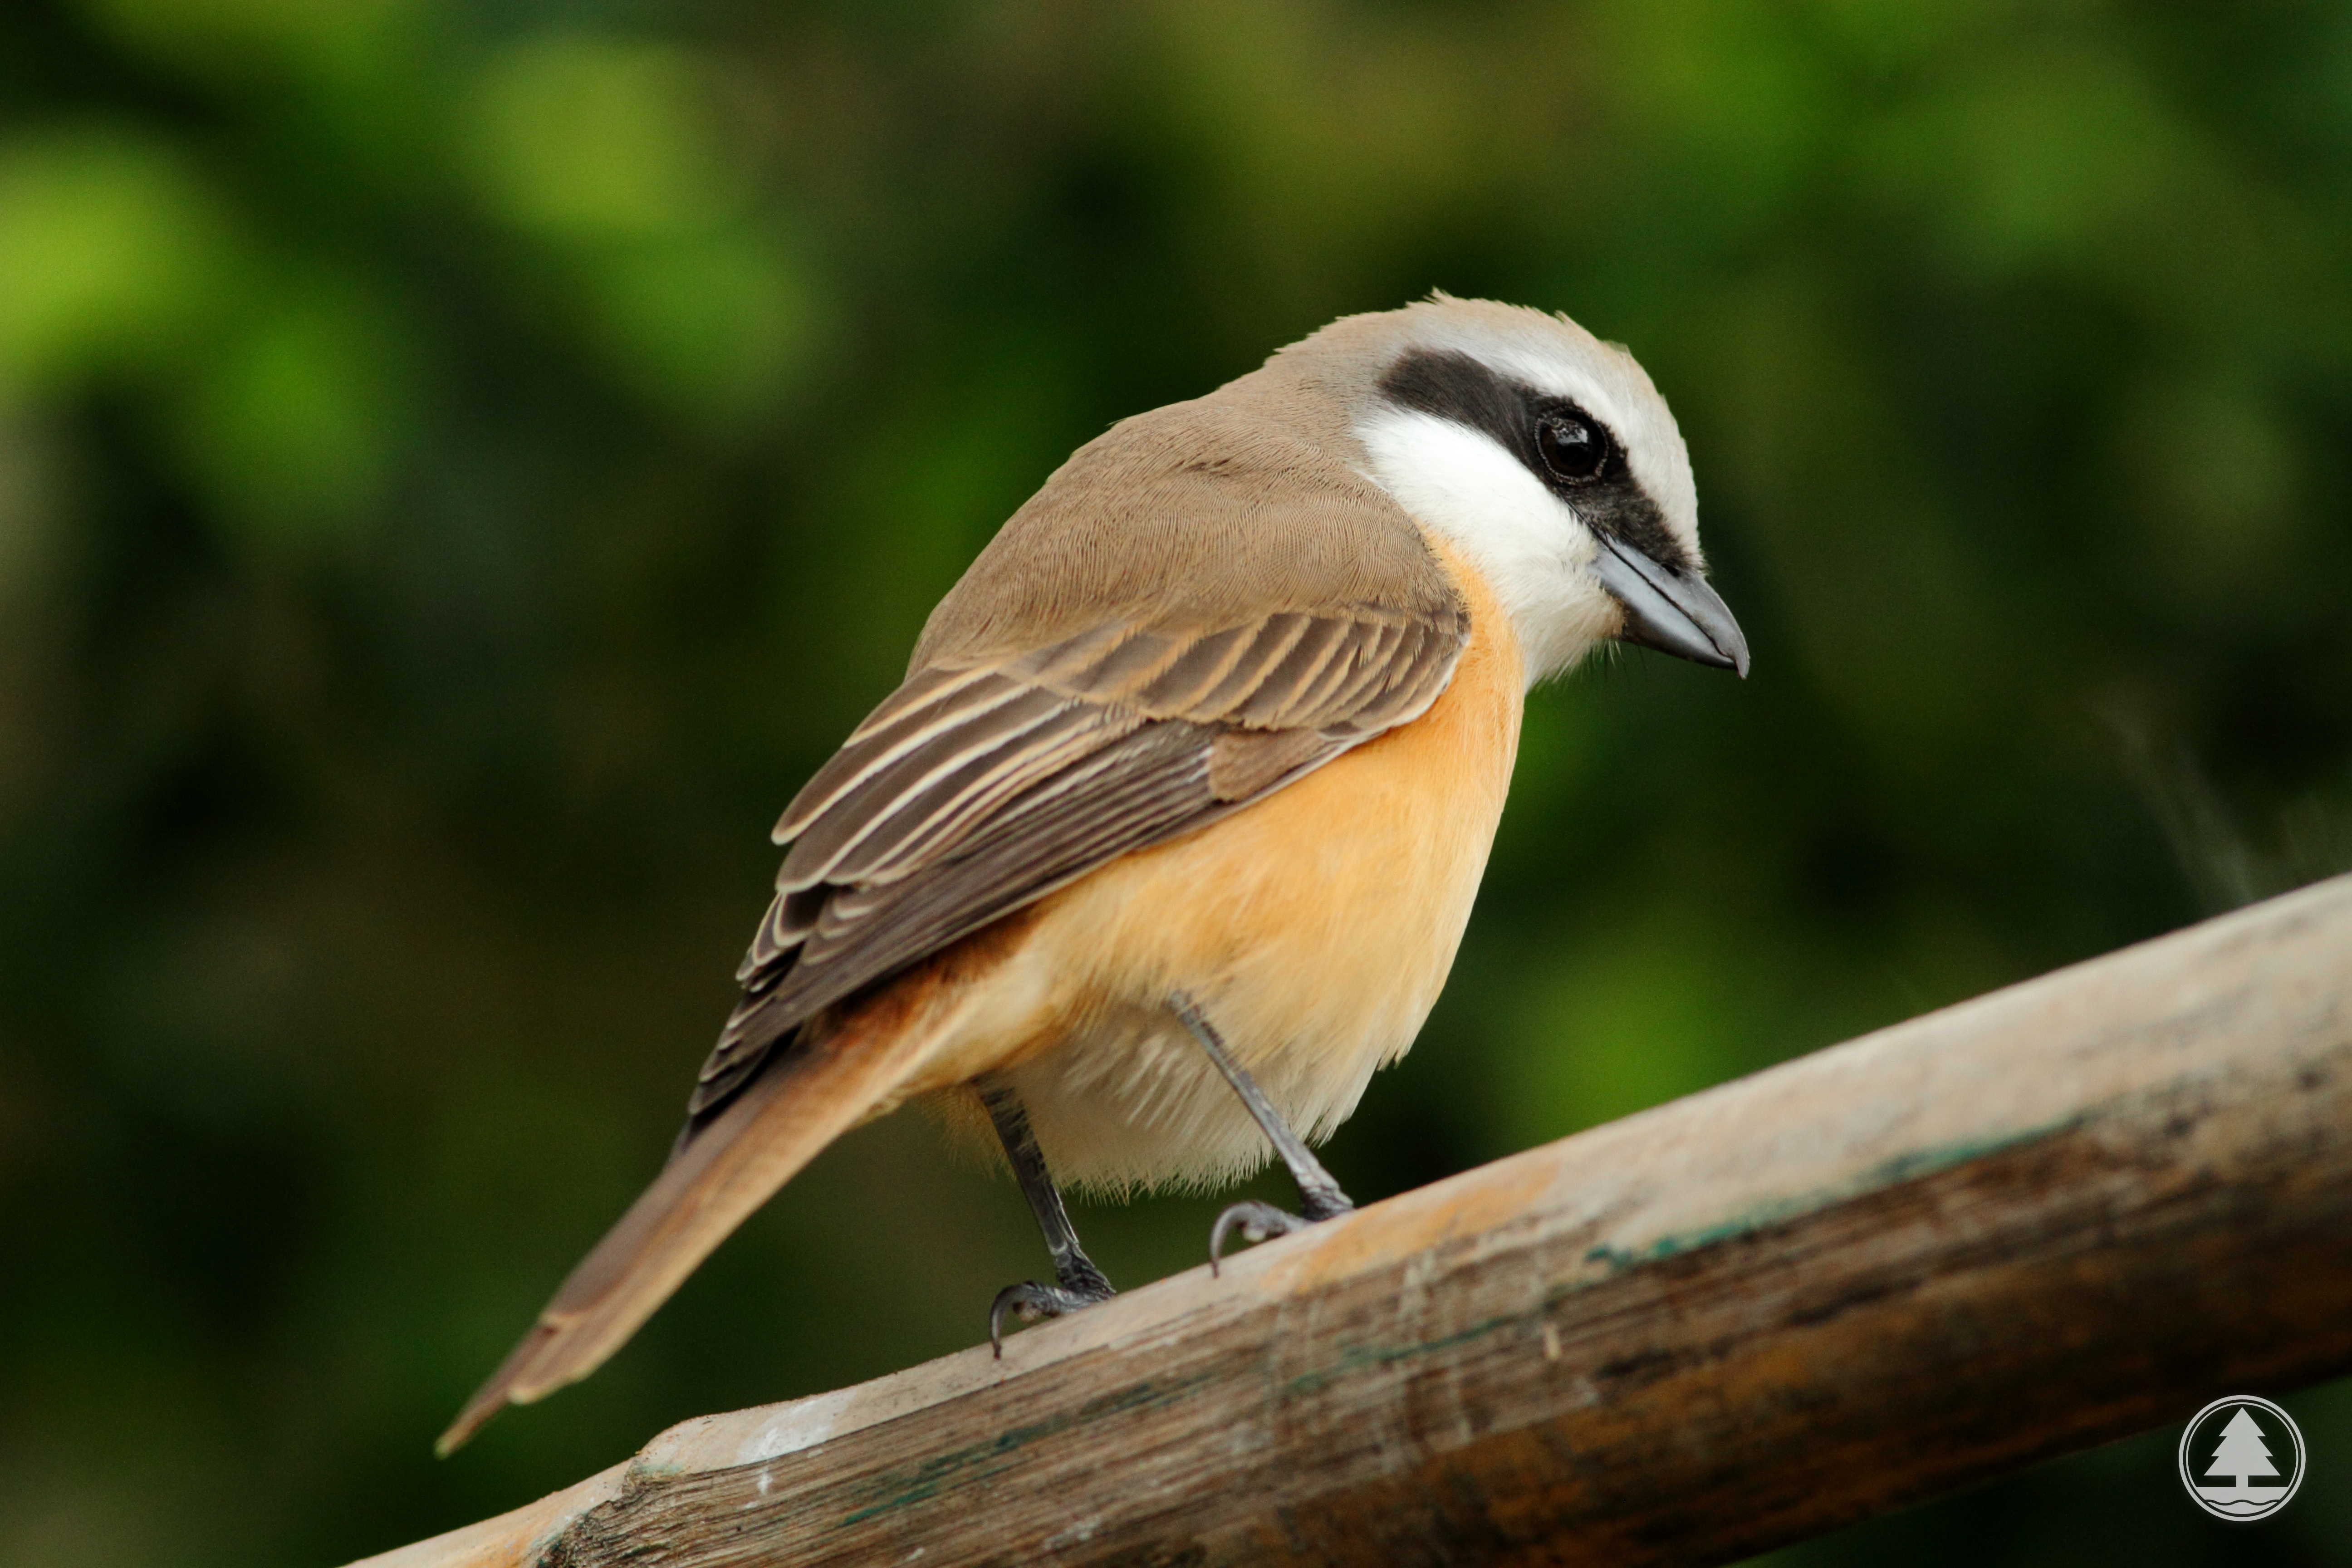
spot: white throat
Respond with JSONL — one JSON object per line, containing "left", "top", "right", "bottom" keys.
{"left": 1356, "top": 407, "right": 1618, "bottom": 686}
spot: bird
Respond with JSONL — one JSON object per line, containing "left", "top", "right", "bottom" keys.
{"left": 436, "top": 293, "right": 1748, "bottom": 1455}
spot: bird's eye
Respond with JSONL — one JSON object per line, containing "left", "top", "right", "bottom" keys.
{"left": 1536, "top": 414, "right": 1605, "bottom": 481}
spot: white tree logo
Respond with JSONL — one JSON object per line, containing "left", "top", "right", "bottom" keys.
{"left": 2179, "top": 1396, "right": 2306, "bottom": 1522}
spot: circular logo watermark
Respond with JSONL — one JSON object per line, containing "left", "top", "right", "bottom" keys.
{"left": 2178, "top": 1395, "right": 2305, "bottom": 1522}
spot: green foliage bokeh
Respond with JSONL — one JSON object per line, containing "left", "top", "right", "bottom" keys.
{"left": 1, "top": 2, "right": 2348, "bottom": 1563}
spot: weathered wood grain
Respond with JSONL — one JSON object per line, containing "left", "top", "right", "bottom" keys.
{"left": 359, "top": 873, "right": 2352, "bottom": 1568}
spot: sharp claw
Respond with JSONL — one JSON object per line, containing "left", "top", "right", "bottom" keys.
{"left": 987, "top": 1277, "right": 1114, "bottom": 1356}
{"left": 1210, "top": 1199, "right": 1317, "bottom": 1274}
{"left": 1208, "top": 1213, "right": 1239, "bottom": 1276}
{"left": 989, "top": 1282, "right": 1034, "bottom": 1358}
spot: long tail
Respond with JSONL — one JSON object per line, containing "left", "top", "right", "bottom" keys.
{"left": 436, "top": 995, "right": 938, "bottom": 1455}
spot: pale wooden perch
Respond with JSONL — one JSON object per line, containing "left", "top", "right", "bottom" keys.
{"left": 356, "top": 873, "right": 2352, "bottom": 1568}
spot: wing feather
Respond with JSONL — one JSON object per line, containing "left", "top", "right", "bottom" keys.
{"left": 781, "top": 686, "right": 1093, "bottom": 890}
{"left": 827, "top": 707, "right": 1122, "bottom": 884}
{"left": 1132, "top": 623, "right": 1258, "bottom": 713}
{"left": 769, "top": 666, "right": 1020, "bottom": 845}
{"left": 1186, "top": 614, "right": 1316, "bottom": 720}
{"left": 1231, "top": 616, "right": 1350, "bottom": 727}
{"left": 1310, "top": 620, "right": 1405, "bottom": 724}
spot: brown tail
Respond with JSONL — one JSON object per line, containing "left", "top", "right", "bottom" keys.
{"left": 436, "top": 998, "right": 938, "bottom": 1455}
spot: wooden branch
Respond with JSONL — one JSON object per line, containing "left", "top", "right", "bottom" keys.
{"left": 357, "top": 874, "right": 2352, "bottom": 1568}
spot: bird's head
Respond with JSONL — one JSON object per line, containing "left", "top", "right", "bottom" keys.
{"left": 1303, "top": 294, "right": 1747, "bottom": 686}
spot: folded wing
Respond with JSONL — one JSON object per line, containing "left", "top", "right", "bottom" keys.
{"left": 689, "top": 599, "right": 1469, "bottom": 1124}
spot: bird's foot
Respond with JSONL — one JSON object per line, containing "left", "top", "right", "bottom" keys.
{"left": 1210, "top": 1189, "right": 1355, "bottom": 1274}
{"left": 988, "top": 1273, "right": 1114, "bottom": 1357}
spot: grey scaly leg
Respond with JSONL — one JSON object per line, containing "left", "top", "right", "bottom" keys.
{"left": 982, "top": 1080, "right": 1114, "bottom": 1355}
{"left": 1169, "top": 991, "right": 1356, "bottom": 1272}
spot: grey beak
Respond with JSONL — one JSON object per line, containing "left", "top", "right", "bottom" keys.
{"left": 1590, "top": 533, "right": 1750, "bottom": 677}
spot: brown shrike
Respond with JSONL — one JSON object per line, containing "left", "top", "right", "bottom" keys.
{"left": 439, "top": 294, "right": 1748, "bottom": 1453}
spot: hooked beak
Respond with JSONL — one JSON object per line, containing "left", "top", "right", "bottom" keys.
{"left": 1590, "top": 534, "right": 1750, "bottom": 678}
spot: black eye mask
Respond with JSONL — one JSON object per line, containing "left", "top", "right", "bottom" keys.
{"left": 1375, "top": 347, "right": 1692, "bottom": 576}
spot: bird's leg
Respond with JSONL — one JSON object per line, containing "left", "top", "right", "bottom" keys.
{"left": 1169, "top": 991, "right": 1356, "bottom": 1272}
{"left": 982, "top": 1079, "right": 1114, "bottom": 1355}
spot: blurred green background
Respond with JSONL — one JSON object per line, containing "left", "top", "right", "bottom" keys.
{"left": 3, "top": 1, "right": 2349, "bottom": 1563}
